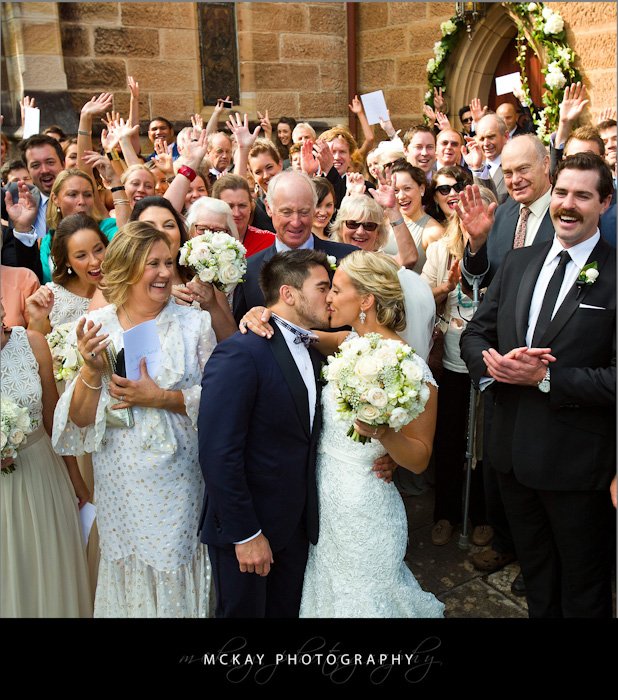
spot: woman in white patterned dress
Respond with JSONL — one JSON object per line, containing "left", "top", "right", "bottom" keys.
{"left": 0, "top": 304, "right": 91, "bottom": 617}
{"left": 299, "top": 251, "right": 445, "bottom": 618}
{"left": 53, "top": 222, "right": 216, "bottom": 617}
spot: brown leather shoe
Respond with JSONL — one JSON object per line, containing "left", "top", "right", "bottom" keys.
{"left": 471, "top": 525, "right": 494, "bottom": 547}
{"left": 431, "top": 519, "right": 453, "bottom": 546}
{"left": 471, "top": 547, "right": 516, "bottom": 572}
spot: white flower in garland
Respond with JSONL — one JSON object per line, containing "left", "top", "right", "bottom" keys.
{"left": 528, "top": 2, "right": 538, "bottom": 11}
{"left": 544, "top": 12, "right": 564, "bottom": 35}
{"left": 427, "top": 58, "right": 437, "bottom": 74}
{"left": 545, "top": 62, "right": 567, "bottom": 89}
{"left": 433, "top": 41, "right": 446, "bottom": 61}
{"left": 440, "top": 19, "right": 457, "bottom": 36}
{"left": 425, "top": 90, "right": 433, "bottom": 102}
{"left": 542, "top": 6, "right": 553, "bottom": 20}
{"left": 555, "top": 46, "right": 572, "bottom": 65}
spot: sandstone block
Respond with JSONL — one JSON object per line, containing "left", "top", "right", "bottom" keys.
{"left": 551, "top": 2, "right": 616, "bottom": 28}
{"left": 299, "top": 91, "right": 346, "bottom": 119}
{"left": 396, "top": 56, "right": 432, "bottom": 86}
{"left": 18, "top": 3, "right": 60, "bottom": 18}
{"left": 20, "top": 22, "right": 63, "bottom": 55}
{"left": 570, "top": 31, "right": 617, "bottom": 71}
{"left": 59, "top": 3, "right": 119, "bottom": 23}
{"left": 94, "top": 27, "right": 159, "bottom": 57}
{"left": 125, "top": 59, "right": 199, "bottom": 91}
{"left": 427, "top": 3, "right": 456, "bottom": 19}
{"left": 121, "top": 3, "right": 195, "bottom": 29}
{"left": 249, "top": 3, "right": 308, "bottom": 33}
{"left": 160, "top": 29, "right": 199, "bottom": 60}
{"left": 358, "top": 59, "right": 396, "bottom": 88}
{"left": 64, "top": 58, "right": 127, "bottom": 90}
{"left": 149, "top": 92, "right": 199, "bottom": 122}
{"left": 70, "top": 91, "right": 98, "bottom": 116}
{"left": 280, "top": 34, "right": 345, "bottom": 63}
{"left": 309, "top": 5, "right": 346, "bottom": 35}
{"left": 405, "top": 22, "right": 444, "bottom": 53}
{"left": 111, "top": 92, "right": 150, "bottom": 121}
{"left": 256, "top": 92, "right": 299, "bottom": 118}
{"left": 320, "top": 63, "right": 347, "bottom": 92}
{"left": 358, "top": 2, "right": 388, "bottom": 31}
{"left": 384, "top": 87, "right": 423, "bottom": 117}
{"left": 61, "top": 25, "right": 91, "bottom": 58}
{"left": 286, "top": 64, "right": 321, "bottom": 92}
{"left": 238, "top": 32, "right": 281, "bottom": 62}
{"left": 254, "top": 63, "right": 290, "bottom": 91}
{"left": 22, "top": 56, "right": 68, "bottom": 91}
{"left": 388, "top": 2, "right": 427, "bottom": 24}
{"left": 358, "top": 27, "right": 408, "bottom": 59}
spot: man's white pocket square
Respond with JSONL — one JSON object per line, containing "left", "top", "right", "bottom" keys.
{"left": 579, "top": 303, "right": 606, "bottom": 310}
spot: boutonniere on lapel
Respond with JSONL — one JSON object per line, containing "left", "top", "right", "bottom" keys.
{"left": 327, "top": 255, "right": 337, "bottom": 271}
{"left": 575, "top": 262, "right": 599, "bottom": 293}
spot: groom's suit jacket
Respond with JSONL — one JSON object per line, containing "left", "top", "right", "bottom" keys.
{"left": 460, "top": 236, "right": 616, "bottom": 491}
{"left": 198, "top": 324, "right": 322, "bottom": 552}
{"left": 232, "top": 235, "right": 358, "bottom": 323}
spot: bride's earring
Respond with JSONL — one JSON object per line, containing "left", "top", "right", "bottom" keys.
{"left": 359, "top": 310, "right": 366, "bottom": 324}
{"left": 67, "top": 266, "right": 73, "bottom": 275}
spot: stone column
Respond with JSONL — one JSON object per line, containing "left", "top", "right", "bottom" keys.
{"left": 1, "top": 2, "right": 76, "bottom": 133}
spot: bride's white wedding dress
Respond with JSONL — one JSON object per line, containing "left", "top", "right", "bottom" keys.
{"left": 300, "top": 354, "right": 445, "bottom": 618}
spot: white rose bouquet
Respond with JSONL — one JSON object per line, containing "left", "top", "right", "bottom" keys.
{"left": 323, "top": 333, "right": 431, "bottom": 444}
{"left": 1, "top": 395, "right": 32, "bottom": 474}
{"left": 46, "top": 321, "right": 81, "bottom": 382}
{"left": 178, "top": 230, "right": 247, "bottom": 294}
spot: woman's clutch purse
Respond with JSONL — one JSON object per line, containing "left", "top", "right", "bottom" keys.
{"left": 101, "top": 341, "right": 134, "bottom": 429}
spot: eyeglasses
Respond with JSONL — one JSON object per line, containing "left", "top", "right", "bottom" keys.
{"left": 382, "top": 160, "right": 398, "bottom": 171}
{"left": 194, "top": 224, "right": 231, "bottom": 235}
{"left": 461, "top": 117, "right": 473, "bottom": 124}
{"left": 345, "top": 220, "right": 379, "bottom": 231}
{"left": 435, "top": 182, "right": 466, "bottom": 196}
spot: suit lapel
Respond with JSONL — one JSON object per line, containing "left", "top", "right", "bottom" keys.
{"left": 269, "top": 324, "right": 311, "bottom": 438}
{"left": 515, "top": 243, "right": 552, "bottom": 346}
{"left": 541, "top": 239, "right": 611, "bottom": 347}
{"left": 309, "top": 348, "right": 324, "bottom": 439}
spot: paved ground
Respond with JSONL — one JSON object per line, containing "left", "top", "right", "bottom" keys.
{"left": 402, "top": 485, "right": 529, "bottom": 619}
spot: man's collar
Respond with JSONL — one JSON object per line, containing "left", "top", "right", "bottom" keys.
{"left": 274, "top": 235, "right": 315, "bottom": 253}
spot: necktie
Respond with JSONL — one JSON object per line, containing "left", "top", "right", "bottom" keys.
{"left": 531, "top": 250, "right": 571, "bottom": 346}
{"left": 513, "top": 206, "right": 530, "bottom": 249}
{"left": 34, "top": 197, "right": 48, "bottom": 239}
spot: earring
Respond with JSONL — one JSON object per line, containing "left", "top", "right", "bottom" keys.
{"left": 359, "top": 310, "right": 366, "bottom": 324}
{"left": 67, "top": 266, "right": 73, "bottom": 275}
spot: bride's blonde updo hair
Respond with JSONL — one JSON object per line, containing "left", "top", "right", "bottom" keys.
{"left": 338, "top": 250, "right": 406, "bottom": 332}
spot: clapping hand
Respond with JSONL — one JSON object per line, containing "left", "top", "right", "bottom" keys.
{"left": 4, "top": 179, "right": 37, "bottom": 232}
{"left": 226, "top": 112, "right": 261, "bottom": 151}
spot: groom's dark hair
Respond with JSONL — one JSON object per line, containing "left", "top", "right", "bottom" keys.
{"left": 260, "top": 249, "right": 331, "bottom": 306}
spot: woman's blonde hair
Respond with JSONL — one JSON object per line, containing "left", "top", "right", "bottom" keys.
{"left": 120, "top": 163, "right": 156, "bottom": 187}
{"left": 47, "top": 168, "right": 97, "bottom": 231}
{"left": 99, "top": 221, "right": 171, "bottom": 307}
{"left": 444, "top": 185, "right": 497, "bottom": 260}
{"left": 330, "top": 195, "right": 389, "bottom": 251}
{"left": 338, "top": 250, "right": 406, "bottom": 332}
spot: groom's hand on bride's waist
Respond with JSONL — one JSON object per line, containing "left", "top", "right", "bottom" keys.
{"left": 235, "top": 534, "right": 274, "bottom": 576}
{"left": 372, "top": 454, "right": 398, "bottom": 484}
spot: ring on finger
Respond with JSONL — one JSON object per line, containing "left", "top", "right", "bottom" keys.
{"left": 90, "top": 351, "right": 96, "bottom": 359}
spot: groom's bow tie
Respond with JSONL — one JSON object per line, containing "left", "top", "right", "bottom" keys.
{"left": 274, "top": 316, "right": 319, "bottom": 347}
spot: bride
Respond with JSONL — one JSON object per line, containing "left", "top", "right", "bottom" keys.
{"left": 243, "top": 250, "right": 444, "bottom": 618}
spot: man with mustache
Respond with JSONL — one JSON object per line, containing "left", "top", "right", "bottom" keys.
{"left": 460, "top": 152, "right": 615, "bottom": 618}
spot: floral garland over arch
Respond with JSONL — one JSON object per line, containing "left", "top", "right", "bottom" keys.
{"left": 425, "top": 3, "right": 583, "bottom": 142}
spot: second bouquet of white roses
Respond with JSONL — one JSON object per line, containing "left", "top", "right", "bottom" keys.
{"left": 46, "top": 321, "right": 81, "bottom": 383}
{"left": 1, "top": 394, "right": 33, "bottom": 474}
{"left": 323, "top": 333, "right": 432, "bottom": 444}
{"left": 178, "top": 230, "right": 247, "bottom": 294}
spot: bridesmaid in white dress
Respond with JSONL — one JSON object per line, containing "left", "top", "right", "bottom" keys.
{"left": 0, "top": 305, "right": 91, "bottom": 617}
{"left": 53, "top": 222, "right": 216, "bottom": 617}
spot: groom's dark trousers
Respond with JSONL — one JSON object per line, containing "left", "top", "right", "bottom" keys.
{"left": 198, "top": 327, "right": 321, "bottom": 618}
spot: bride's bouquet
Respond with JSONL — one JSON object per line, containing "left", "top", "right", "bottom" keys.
{"left": 179, "top": 230, "right": 247, "bottom": 294}
{"left": 46, "top": 322, "right": 80, "bottom": 382}
{"left": 1, "top": 395, "right": 32, "bottom": 474}
{"left": 323, "top": 333, "right": 431, "bottom": 444}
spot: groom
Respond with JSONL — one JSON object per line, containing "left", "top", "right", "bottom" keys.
{"left": 198, "top": 249, "right": 331, "bottom": 617}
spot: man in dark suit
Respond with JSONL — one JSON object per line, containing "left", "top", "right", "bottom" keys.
{"left": 199, "top": 249, "right": 331, "bottom": 617}
{"left": 460, "top": 153, "right": 616, "bottom": 617}
{"left": 233, "top": 170, "right": 357, "bottom": 322}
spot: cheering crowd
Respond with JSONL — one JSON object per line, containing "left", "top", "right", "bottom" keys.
{"left": 1, "top": 69, "right": 616, "bottom": 618}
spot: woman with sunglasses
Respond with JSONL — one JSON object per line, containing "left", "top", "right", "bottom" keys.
{"left": 390, "top": 160, "right": 444, "bottom": 274}
{"left": 429, "top": 166, "right": 473, "bottom": 224}
{"left": 421, "top": 185, "right": 497, "bottom": 548}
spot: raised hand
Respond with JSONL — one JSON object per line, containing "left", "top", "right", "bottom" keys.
{"left": 4, "top": 180, "right": 37, "bottom": 231}
{"left": 597, "top": 107, "right": 617, "bottom": 124}
{"left": 226, "top": 112, "right": 261, "bottom": 151}
{"left": 81, "top": 93, "right": 114, "bottom": 117}
{"left": 462, "top": 135, "right": 484, "bottom": 170}
{"left": 81, "top": 149, "right": 116, "bottom": 181}
{"left": 435, "top": 111, "right": 452, "bottom": 131}
{"left": 256, "top": 110, "right": 272, "bottom": 140}
{"left": 101, "top": 110, "right": 121, "bottom": 130}
{"left": 153, "top": 139, "right": 174, "bottom": 175}
{"left": 300, "top": 139, "right": 319, "bottom": 176}
{"left": 456, "top": 184, "right": 496, "bottom": 252}
{"left": 181, "top": 128, "right": 209, "bottom": 170}
{"left": 100, "top": 127, "right": 120, "bottom": 153}
{"left": 368, "top": 170, "right": 397, "bottom": 210}
{"left": 115, "top": 116, "right": 140, "bottom": 143}
{"left": 469, "top": 97, "right": 487, "bottom": 124}
{"left": 348, "top": 95, "right": 364, "bottom": 116}
{"left": 75, "top": 318, "right": 110, "bottom": 375}
{"left": 127, "top": 75, "right": 140, "bottom": 99}
{"left": 559, "top": 82, "right": 589, "bottom": 123}
{"left": 190, "top": 113, "right": 204, "bottom": 132}
{"left": 446, "top": 258, "right": 460, "bottom": 292}
{"left": 19, "top": 95, "right": 36, "bottom": 127}
{"left": 346, "top": 171, "right": 366, "bottom": 196}
{"left": 378, "top": 109, "right": 397, "bottom": 139}
{"left": 423, "top": 104, "right": 437, "bottom": 125}
{"left": 25, "top": 286, "right": 55, "bottom": 324}
{"left": 313, "top": 139, "right": 334, "bottom": 174}
{"left": 214, "top": 96, "right": 232, "bottom": 114}
{"left": 433, "top": 86, "right": 446, "bottom": 113}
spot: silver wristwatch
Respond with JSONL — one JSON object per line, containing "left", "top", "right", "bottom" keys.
{"left": 537, "top": 367, "right": 550, "bottom": 393}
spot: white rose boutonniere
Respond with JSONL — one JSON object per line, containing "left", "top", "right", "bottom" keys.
{"left": 326, "top": 255, "right": 337, "bottom": 271}
{"left": 576, "top": 262, "right": 599, "bottom": 290}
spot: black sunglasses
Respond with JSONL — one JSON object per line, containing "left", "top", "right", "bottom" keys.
{"left": 435, "top": 182, "right": 466, "bottom": 196}
{"left": 461, "top": 117, "right": 473, "bottom": 124}
{"left": 345, "top": 220, "right": 379, "bottom": 231}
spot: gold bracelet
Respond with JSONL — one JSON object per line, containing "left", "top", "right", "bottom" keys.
{"left": 112, "top": 198, "right": 130, "bottom": 205}
{"left": 79, "top": 371, "right": 103, "bottom": 391}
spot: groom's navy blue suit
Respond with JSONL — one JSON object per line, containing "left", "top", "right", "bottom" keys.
{"left": 198, "top": 325, "right": 322, "bottom": 617}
